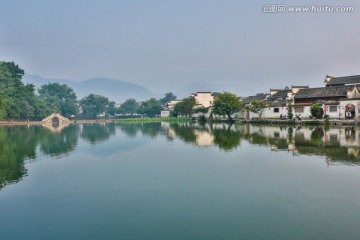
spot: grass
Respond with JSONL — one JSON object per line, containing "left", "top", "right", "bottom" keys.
{"left": 117, "top": 117, "right": 191, "bottom": 123}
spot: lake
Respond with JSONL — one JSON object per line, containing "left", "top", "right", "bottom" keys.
{"left": 1, "top": 122, "right": 360, "bottom": 240}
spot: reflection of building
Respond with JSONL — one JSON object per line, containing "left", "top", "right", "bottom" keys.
{"left": 194, "top": 130, "right": 214, "bottom": 146}
{"left": 244, "top": 125, "right": 360, "bottom": 165}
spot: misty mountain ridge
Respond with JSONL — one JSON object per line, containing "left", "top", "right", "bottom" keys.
{"left": 23, "top": 74, "right": 155, "bottom": 103}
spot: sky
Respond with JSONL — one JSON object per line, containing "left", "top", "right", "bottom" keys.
{"left": 1, "top": 0, "right": 360, "bottom": 96}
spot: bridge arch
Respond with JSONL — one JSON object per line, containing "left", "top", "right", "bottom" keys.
{"left": 42, "top": 113, "right": 70, "bottom": 125}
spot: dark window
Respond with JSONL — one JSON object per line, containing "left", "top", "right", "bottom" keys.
{"left": 294, "top": 107, "right": 304, "bottom": 113}
{"left": 329, "top": 106, "right": 337, "bottom": 112}
{"left": 273, "top": 108, "right": 279, "bottom": 113}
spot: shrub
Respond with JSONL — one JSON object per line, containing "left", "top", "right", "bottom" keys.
{"left": 310, "top": 104, "right": 321, "bottom": 119}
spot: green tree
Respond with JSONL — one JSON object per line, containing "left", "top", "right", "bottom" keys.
{"left": 212, "top": 92, "right": 242, "bottom": 121}
{"left": 212, "top": 92, "right": 221, "bottom": 98}
{"left": 249, "top": 100, "right": 268, "bottom": 119}
{"left": 0, "top": 61, "right": 42, "bottom": 119}
{"left": 138, "top": 98, "right": 162, "bottom": 117}
{"left": 173, "top": 97, "right": 196, "bottom": 117}
{"left": 310, "top": 104, "right": 321, "bottom": 119}
{"left": 119, "top": 98, "right": 139, "bottom": 115}
{"left": 79, "top": 94, "right": 115, "bottom": 119}
{"left": 160, "top": 92, "right": 176, "bottom": 105}
{"left": 38, "top": 83, "right": 78, "bottom": 117}
{"left": 287, "top": 102, "right": 293, "bottom": 120}
{"left": 193, "top": 106, "right": 208, "bottom": 114}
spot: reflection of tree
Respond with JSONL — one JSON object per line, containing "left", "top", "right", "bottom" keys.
{"left": 139, "top": 123, "right": 162, "bottom": 138}
{"left": 0, "top": 124, "right": 80, "bottom": 189}
{"left": 170, "top": 123, "right": 197, "bottom": 143}
{"left": 310, "top": 127, "right": 324, "bottom": 146}
{"left": 212, "top": 124, "right": 241, "bottom": 151}
{"left": 80, "top": 123, "right": 116, "bottom": 144}
{"left": 248, "top": 131, "right": 267, "bottom": 145}
{"left": 118, "top": 124, "right": 140, "bottom": 138}
{"left": 0, "top": 126, "right": 40, "bottom": 189}
{"left": 39, "top": 124, "right": 79, "bottom": 157}
{"left": 288, "top": 127, "right": 293, "bottom": 143}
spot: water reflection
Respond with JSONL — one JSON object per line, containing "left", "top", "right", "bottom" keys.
{"left": 1, "top": 123, "right": 360, "bottom": 190}
{"left": 40, "top": 124, "right": 79, "bottom": 157}
{"left": 158, "top": 123, "right": 360, "bottom": 165}
{"left": 80, "top": 123, "right": 116, "bottom": 144}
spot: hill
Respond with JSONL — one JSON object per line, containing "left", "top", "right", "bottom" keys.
{"left": 23, "top": 74, "right": 155, "bottom": 103}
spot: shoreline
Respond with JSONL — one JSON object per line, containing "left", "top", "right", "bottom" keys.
{"left": 0, "top": 119, "right": 119, "bottom": 126}
{"left": 0, "top": 118, "right": 358, "bottom": 126}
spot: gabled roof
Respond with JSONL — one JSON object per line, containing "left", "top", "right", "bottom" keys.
{"left": 295, "top": 85, "right": 355, "bottom": 99}
{"left": 267, "top": 90, "right": 290, "bottom": 100}
{"left": 326, "top": 75, "right": 360, "bottom": 86}
{"left": 242, "top": 93, "right": 268, "bottom": 103}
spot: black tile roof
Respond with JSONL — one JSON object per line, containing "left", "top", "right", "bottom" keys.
{"left": 268, "top": 99, "right": 288, "bottom": 107}
{"left": 242, "top": 93, "right": 268, "bottom": 103}
{"left": 326, "top": 75, "right": 360, "bottom": 86}
{"left": 295, "top": 85, "right": 355, "bottom": 99}
{"left": 267, "top": 90, "right": 290, "bottom": 100}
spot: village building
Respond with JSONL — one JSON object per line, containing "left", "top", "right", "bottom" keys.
{"left": 293, "top": 75, "right": 360, "bottom": 119}
{"left": 161, "top": 100, "right": 183, "bottom": 117}
{"left": 162, "top": 92, "right": 215, "bottom": 117}
{"left": 191, "top": 92, "right": 214, "bottom": 108}
{"left": 241, "top": 86, "right": 308, "bottom": 120}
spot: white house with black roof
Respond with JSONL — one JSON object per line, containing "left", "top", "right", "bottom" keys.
{"left": 293, "top": 75, "right": 360, "bottom": 119}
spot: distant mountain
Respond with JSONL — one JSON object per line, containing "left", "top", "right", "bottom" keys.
{"left": 23, "top": 74, "right": 155, "bottom": 103}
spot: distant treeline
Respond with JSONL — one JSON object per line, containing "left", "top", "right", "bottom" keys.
{"left": 0, "top": 61, "right": 177, "bottom": 120}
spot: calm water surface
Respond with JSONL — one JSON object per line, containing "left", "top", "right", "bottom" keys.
{"left": 1, "top": 123, "right": 360, "bottom": 240}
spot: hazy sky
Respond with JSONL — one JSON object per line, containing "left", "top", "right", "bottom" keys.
{"left": 1, "top": 0, "right": 359, "bottom": 96}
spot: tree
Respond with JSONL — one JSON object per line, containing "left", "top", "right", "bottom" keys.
{"left": 212, "top": 92, "right": 221, "bottom": 98}
{"left": 160, "top": 92, "right": 176, "bottom": 105}
{"left": 249, "top": 100, "right": 268, "bottom": 119}
{"left": 212, "top": 92, "right": 242, "bottom": 121}
{"left": 0, "top": 61, "right": 41, "bottom": 119}
{"left": 287, "top": 102, "right": 293, "bottom": 120}
{"left": 38, "top": 83, "right": 78, "bottom": 117}
{"left": 119, "top": 98, "right": 139, "bottom": 115}
{"left": 310, "top": 104, "right": 321, "bottom": 119}
{"left": 138, "top": 98, "right": 162, "bottom": 117}
{"left": 193, "top": 106, "right": 208, "bottom": 114}
{"left": 173, "top": 97, "right": 196, "bottom": 117}
{"left": 79, "top": 94, "right": 115, "bottom": 119}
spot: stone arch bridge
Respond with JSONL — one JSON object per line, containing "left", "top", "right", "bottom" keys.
{"left": 42, "top": 113, "right": 70, "bottom": 125}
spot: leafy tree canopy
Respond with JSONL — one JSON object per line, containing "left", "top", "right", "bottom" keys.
{"left": 287, "top": 102, "right": 293, "bottom": 120}
{"left": 160, "top": 92, "right": 176, "bottom": 105}
{"left": 0, "top": 61, "right": 48, "bottom": 119}
{"left": 38, "top": 83, "right": 78, "bottom": 117}
{"left": 138, "top": 98, "right": 162, "bottom": 117}
{"left": 212, "top": 92, "right": 242, "bottom": 121}
{"left": 80, "top": 94, "right": 115, "bottom": 119}
{"left": 310, "top": 104, "right": 321, "bottom": 119}
{"left": 249, "top": 99, "right": 268, "bottom": 118}
{"left": 173, "top": 97, "right": 196, "bottom": 117}
{"left": 119, "top": 98, "right": 139, "bottom": 115}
